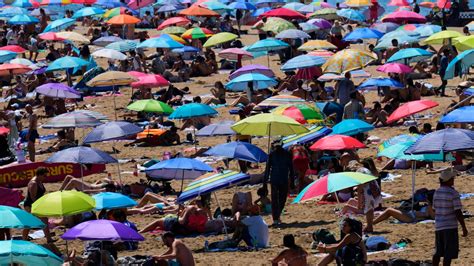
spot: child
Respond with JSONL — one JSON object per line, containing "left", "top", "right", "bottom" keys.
{"left": 254, "top": 187, "right": 271, "bottom": 214}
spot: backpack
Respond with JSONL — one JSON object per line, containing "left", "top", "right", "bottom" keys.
{"left": 336, "top": 244, "right": 364, "bottom": 266}
{"left": 312, "top": 229, "right": 337, "bottom": 244}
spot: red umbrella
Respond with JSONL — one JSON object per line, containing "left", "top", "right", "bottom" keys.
{"left": 260, "top": 8, "right": 306, "bottom": 20}
{"left": 39, "top": 32, "right": 65, "bottom": 41}
{"left": 437, "top": 0, "right": 451, "bottom": 8}
{"left": 387, "top": 99, "right": 439, "bottom": 124}
{"left": 0, "top": 127, "right": 10, "bottom": 135}
{"left": 310, "top": 134, "right": 366, "bottom": 151}
{"left": 0, "top": 45, "right": 26, "bottom": 53}
{"left": 381, "top": 10, "right": 426, "bottom": 23}
{"left": 157, "top": 17, "right": 191, "bottom": 30}
{"left": 295, "top": 67, "right": 322, "bottom": 80}
{"left": 0, "top": 63, "right": 32, "bottom": 76}
{"left": 387, "top": 0, "right": 409, "bottom": 6}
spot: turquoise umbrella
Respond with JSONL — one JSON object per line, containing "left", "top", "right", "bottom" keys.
{"left": 43, "top": 18, "right": 76, "bottom": 33}
{"left": 0, "top": 240, "right": 63, "bottom": 266}
{"left": 137, "top": 37, "right": 184, "bottom": 49}
{"left": 0, "top": 206, "right": 45, "bottom": 229}
{"left": 336, "top": 8, "right": 365, "bottom": 22}
{"left": 202, "top": 1, "right": 232, "bottom": 11}
{"left": 387, "top": 48, "right": 433, "bottom": 64}
{"left": 72, "top": 7, "right": 105, "bottom": 18}
{"left": 0, "top": 7, "right": 27, "bottom": 18}
{"left": 242, "top": 45, "right": 267, "bottom": 59}
{"left": 93, "top": 192, "right": 137, "bottom": 210}
{"left": 225, "top": 73, "right": 278, "bottom": 91}
{"left": 377, "top": 141, "right": 453, "bottom": 161}
{"left": 8, "top": 14, "right": 39, "bottom": 25}
{"left": 11, "top": 0, "right": 36, "bottom": 8}
{"left": 247, "top": 38, "right": 289, "bottom": 52}
{"left": 46, "top": 56, "right": 89, "bottom": 72}
{"left": 169, "top": 103, "right": 217, "bottom": 119}
{"left": 281, "top": 54, "right": 326, "bottom": 71}
{"left": 331, "top": 119, "right": 374, "bottom": 136}
{"left": 0, "top": 50, "right": 18, "bottom": 63}
{"left": 444, "top": 49, "right": 474, "bottom": 80}
{"left": 414, "top": 24, "right": 442, "bottom": 38}
{"left": 105, "top": 40, "right": 138, "bottom": 52}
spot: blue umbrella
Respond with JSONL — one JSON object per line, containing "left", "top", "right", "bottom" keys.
{"left": 336, "top": 8, "right": 365, "bottom": 22}
{"left": 95, "top": 0, "right": 125, "bottom": 8}
{"left": 83, "top": 121, "right": 143, "bottom": 144}
{"left": 251, "top": 7, "right": 272, "bottom": 17}
{"left": 145, "top": 158, "right": 214, "bottom": 187}
{"left": 405, "top": 128, "right": 474, "bottom": 154}
{"left": 255, "top": 0, "right": 285, "bottom": 5}
{"left": 93, "top": 192, "right": 137, "bottom": 210}
{"left": 299, "top": 22, "right": 319, "bottom": 32}
{"left": 204, "top": 141, "right": 268, "bottom": 163}
{"left": 414, "top": 24, "right": 442, "bottom": 38}
{"left": 46, "top": 56, "right": 89, "bottom": 72}
{"left": 169, "top": 103, "right": 218, "bottom": 119}
{"left": 331, "top": 119, "right": 374, "bottom": 136}
{"left": 45, "top": 146, "right": 118, "bottom": 164}
{"left": 105, "top": 40, "right": 138, "bottom": 52}
{"left": 137, "top": 37, "right": 184, "bottom": 49}
{"left": 0, "top": 240, "right": 63, "bottom": 266}
{"left": 444, "top": 49, "right": 474, "bottom": 80}
{"left": 229, "top": 1, "right": 256, "bottom": 10}
{"left": 357, "top": 78, "right": 404, "bottom": 90}
{"left": 11, "top": 0, "right": 35, "bottom": 8}
{"left": 201, "top": 1, "right": 231, "bottom": 12}
{"left": 0, "top": 7, "right": 27, "bottom": 17}
{"left": 93, "top": 36, "right": 123, "bottom": 46}
{"left": 0, "top": 205, "right": 45, "bottom": 229}
{"left": 374, "top": 35, "right": 419, "bottom": 50}
{"left": 371, "top": 22, "right": 399, "bottom": 33}
{"left": 439, "top": 106, "right": 474, "bottom": 124}
{"left": 172, "top": 45, "right": 200, "bottom": 54}
{"left": 282, "top": 126, "right": 332, "bottom": 149}
{"left": 316, "top": 101, "right": 343, "bottom": 122}
{"left": 246, "top": 38, "right": 289, "bottom": 52}
{"left": 275, "top": 29, "right": 310, "bottom": 39}
{"left": 72, "top": 7, "right": 105, "bottom": 19}
{"left": 0, "top": 50, "right": 18, "bottom": 63}
{"left": 43, "top": 18, "right": 76, "bottom": 33}
{"left": 343, "top": 28, "right": 383, "bottom": 41}
{"left": 225, "top": 73, "right": 278, "bottom": 91}
{"left": 464, "top": 88, "right": 474, "bottom": 95}
{"left": 157, "top": 4, "right": 181, "bottom": 12}
{"left": 281, "top": 55, "right": 326, "bottom": 71}
{"left": 8, "top": 14, "right": 39, "bottom": 24}
{"left": 387, "top": 48, "right": 433, "bottom": 64}
{"left": 242, "top": 45, "right": 267, "bottom": 59}
{"left": 298, "top": 4, "right": 319, "bottom": 14}
{"left": 196, "top": 120, "right": 235, "bottom": 136}
{"left": 283, "top": 2, "right": 305, "bottom": 10}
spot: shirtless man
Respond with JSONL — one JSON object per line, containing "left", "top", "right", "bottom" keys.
{"left": 25, "top": 105, "right": 38, "bottom": 162}
{"left": 154, "top": 232, "right": 195, "bottom": 266}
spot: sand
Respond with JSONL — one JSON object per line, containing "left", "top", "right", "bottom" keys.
{"left": 4, "top": 25, "right": 474, "bottom": 265}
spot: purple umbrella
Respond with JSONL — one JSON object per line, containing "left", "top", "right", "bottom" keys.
{"left": 62, "top": 220, "right": 145, "bottom": 241}
{"left": 229, "top": 64, "right": 275, "bottom": 80}
{"left": 35, "top": 83, "right": 81, "bottom": 99}
{"left": 370, "top": 22, "right": 399, "bottom": 33}
{"left": 307, "top": 18, "right": 332, "bottom": 29}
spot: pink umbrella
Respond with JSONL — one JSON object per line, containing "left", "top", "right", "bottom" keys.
{"left": 310, "top": 135, "right": 366, "bottom": 151}
{"left": 388, "top": 0, "right": 409, "bottom": 6}
{"left": 39, "top": 32, "right": 65, "bottom": 41}
{"left": 387, "top": 99, "right": 439, "bottom": 124}
{"left": 381, "top": 10, "right": 426, "bottom": 23}
{"left": 128, "top": 0, "right": 154, "bottom": 9}
{"left": 295, "top": 67, "right": 322, "bottom": 80}
{"left": 157, "top": 17, "right": 191, "bottom": 30}
{"left": 437, "top": 0, "right": 451, "bottom": 8}
{"left": 229, "top": 64, "right": 274, "bottom": 80}
{"left": 376, "top": 63, "right": 412, "bottom": 74}
{"left": 308, "top": 50, "right": 334, "bottom": 58}
{"left": 218, "top": 48, "right": 253, "bottom": 61}
{"left": 129, "top": 72, "right": 169, "bottom": 88}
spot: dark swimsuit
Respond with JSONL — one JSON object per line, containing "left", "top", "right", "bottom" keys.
{"left": 24, "top": 181, "right": 45, "bottom": 208}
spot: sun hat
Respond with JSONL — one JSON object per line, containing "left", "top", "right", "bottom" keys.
{"left": 439, "top": 167, "right": 457, "bottom": 182}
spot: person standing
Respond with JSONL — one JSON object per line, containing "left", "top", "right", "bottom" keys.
{"left": 437, "top": 49, "right": 450, "bottom": 97}
{"left": 432, "top": 168, "right": 468, "bottom": 266}
{"left": 25, "top": 105, "right": 38, "bottom": 162}
{"left": 343, "top": 91, "right": 365, "bottom": 120}
{"left": 265, "top": 141, "right": 294, "bottom": 225}
{"left": 335, "top": 72, "right": 354, "bottom": 107}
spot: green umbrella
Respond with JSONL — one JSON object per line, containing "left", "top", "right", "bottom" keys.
{"left": 261, "top": 17, "right": 296, "bottom": 34}
{"left": 203, "top": 32, "right": 238, "bottom": 48}
{"left": 309, "top": 8, "right": 339, "bottom": 20}
{"left": 0, "top": 240, "right": 63, "bottom": 266}
{"left": 127, "top": 99, "right": 174, "bottom": 114}
{"left": 160, "top": 26, "right": 186, "bottom": 35}
{"left": 32, "top": 190, "right": 95, "bottom": 217}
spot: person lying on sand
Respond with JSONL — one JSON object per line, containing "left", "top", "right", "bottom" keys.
{"left": 128, "top": 194, "right": 178, "bottom": 215}
{"left": 154, "top": 232, "right": 195, "bottom": 266}
{"left": 373, "top": 192, "right": 434, "bottom": 225}
{"left": 37, "top": 130, "right": 76, "bottom": 154}
{"left": 59, "top": 175, "right": 120, "bottom": 194}
{"left": 271, "top": 234, "right": 308, "bottom": 266}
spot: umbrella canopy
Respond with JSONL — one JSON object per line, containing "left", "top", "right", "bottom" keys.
{"left": 307, "top": 18, "right": 332, "bottom": 29}
{"left": 386, "top": 48, "right": 433, "bottom": 64}
{"left": 310, "top": 134, "right": 366, "bottom": 151}
{"left": 35, "top": 83, "right": 81, "bottom": 99}
{"left": 169, "top": 103, "right": 217, "bottom": 119}
{"left": 92, "top": 192, "right": 137, "bottom": 210}
{"left": 0, "top": 240, "right": 63, "bottom": 266}
{"left": 12, "top": 0, "right": 40, "bottom": 8}
{"left": 371, "top": 22, "right": 399, "bottom": 33}
{"left": 203, "top": 32, "right": 238, "bottom": 47}
{"left": 282, "top": 125, "right": 332, "bottom": 148}
{"left": 105, "top": 40, "right": 138, "bottom": 52}
{"left": 388, "top": 0, "right": 409, "bottom": 6}
{"left": 160, "top": 26, "right": 186, "bottom": 35}
{"left": 444, "top": 49, "right": 474, "bottom": 80}
{"left": 47, "top": 56, "right": 89, "bottom": 71}
{"left": 62, "top": 220, "right": 144, "bottom": 241}
{"left": 204, "top": 141, "right": 268, "bottom": 163}
{"left": 0, "top": 51, "right": 19, "bottom": 64}
{"left": 321, "top": 49, "right": 376, "bottom": 74}
{"left": 440, "top": 106, "right": 474, "bottom": 123}
{"left": 336, "top": 8, "right": 365, "bottom": 22}
{"left": 83, "top": 121, "right": 143, "bottom": 143}
{"left": 45, "top": 146, "right": 118, "bottom": 164}
{"left": 260, "top": 7, "right": 306, "bottom": 19}
{"left": 0, "top": 45, "right": 25, "bottom": 53}
{"left": 261, "top": 17, "right": 296, "bottom": 34}
{"left": 8, "top": 14, "right": 39, "bottom": 24}
{"left": 130, "top": 73, "right": 170, "bottom": 88}
{"left": 91, "top": 48, "right": 127, "bottom": 60}
{"left": 127, "top": 99, "right": 173, "bottom": 114}
{"left": 298, "top": 5, "right": 320, "bottom": 14}
{"left": 72, "top": 6, "right": 105, "bottom": 18}
{"left": 179, "top": 5, "right": 220, "bottom": 16}
{"left": 378, "top": 133, "right": 419, "bottom": 152}
{"left": 423, "top": 30, "right": 463, "bottom": 45}
{"left": 177, "top": 170, "right": 250, "bottom": 203}
{"left": 42, "top": 111, "right": 102, "bottom": 128}
{"left": 9, "top": 58, "right": 34, "bottom": 66}
{"left": 357, "top": 78, "right": 404, "bottom": 90}
{"left": 283, "top": 2, "right": 305, "bottom": 10}
{"left": 138, "top": 37, "right": 184, "bottom": 49}
{"left": 157, "top": 16, "right": 191, "bottom": 30}
{"left": 293, "top": 172, "right": 377, "bottom": 203}
{"left": 181, "top": 27, "right": 213, "bottom": 39}
{"left": 387, "top": 99, "right": 439, "bottom": 124}
{"left": 107, "top": 14, "right": 140, "bottom": 25}
{"left": 0, "top": 63, "right": 31, "bottom": 75}
{"left": 225, "top": 73, "right": 278, "bottom": 91}
{"left": 87, "top": 71, "right": 137, "bottom": 87}
{"left": 345, "top": 0, "right": 372, "bottom": 7}
{"left": 145, "top": 158, "right": 214, "bottom": 180}
{"left": 453, "top": 36, "right": 474, "bottom": 51}
{"left": 298, "top": 22, "right": 319, "bottom": 32}
{"left": 272, "top": 104, "right": 324, "bottom": 124}
{"left": 0, "top": 7, "right": 28, "bottom": 17}
{"left": 32, "top": 190, "right": 95, "bottom": 217}
{"left": 331, "top": 119, "right": 374, "bottom": 136}
{"left": 229, "top": 64, "right": 274, "bottom": 79}
{"left": 343, "top": 28, "right": 383, "bottom": 41}
{"left": 43, "top": 18, "right": 75, "bottom": 32}
{"left": 382, "top": 10, "right": 426, "bottom": 23}
{"left": 275, "top": 29, "right": 310, "bottom": 39}
{"left": 378, "top": 141, "right": 451, "bottom": 161}
{"left": 196, "top": 120, "right": 235, "bottom": 136}
{"left": 0, "top": 205, "right": 44, "bottom": 229}
{"left": 281, "top": 55, "right": 326, "bottom": 71}
{"left": 218, "top": 48, "right": 253, "bottom": 61}
{"left": 231, "top": 113, "right": 308, "bottom": 136}
{"left": 247, "top": 38, "right": 289, "bottom": 52}
{"left": 376, "top": 62, "right": 412, "bottom": 73}
{"left": 229, "top": 1, "right": 256, "bottom": 9}
{"left": 257, "top": 95, "right": 305, "bottom": 109}
{"left": 310, "top": 8, "right": 339, "bottom": 20}
{"left": 38, "top": 32, "right": 65, "bottom": 41}
{"left": 414, "top": 24, "right": 442, "bottom": 38}
{"left": 405, "top": 128, "right": 474, "bottom": 154}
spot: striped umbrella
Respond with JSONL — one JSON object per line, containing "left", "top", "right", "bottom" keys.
{"left": 40, "top": 0, "right": 71, "bottom": 5}
{"left": 181, "top": 27, "right": 213, "bottom": 39}
{"left": 257, "top": 95, "right": 305, "bottom": 109}
{"left": 282, "top": 125, "right": 332, "bottom": 149}
{"left": 177, "top": 170, "right": 250, "bottom": 203}
{"left": 42, "top": 111, "right": 103, "bottom": 128}
{"left": 105, "top": 40, "right": 138, "bottom": 52}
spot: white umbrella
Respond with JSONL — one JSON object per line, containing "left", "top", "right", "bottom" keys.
{"left": 56, "top": 32, "right": 90, "bottom": 44}
{"left": 91, "top": 48, "right": 127, "bottom": 60}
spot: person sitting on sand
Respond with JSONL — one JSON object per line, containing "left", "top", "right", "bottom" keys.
{"left": 154, "top": 232, "right": 195, "bottom": 266}
{"left": 190, "top": 56, "right": 213, "bottom": 77}
{"left": 271, "top": 234, "right": 308, "bottom": 266}
{"left": 233, "top": 204, "right": 269, "bottom": 248}
{"left": 374, "top": 191, "right": 434, "bottom": 225}
{"left": 203, "top": 81, "right": 226, "bottom": 105}
{"left": 232, "top": 191, "right": 253, "bottom": 215}
{"left": 59, "top": 175, "right": 119, "bottom": 193}
{"left": 37, "top": 130, "right": 76, "bottom": 154}
{"left": 254, "top": 187, "right": 271, "bottom": 214}
{"left": 366, "top": 102, "right": 389, "bottom": 127}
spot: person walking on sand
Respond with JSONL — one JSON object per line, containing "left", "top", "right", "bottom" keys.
{"left": 25, "top": 104, "right": 38, "bottom": 162}
{"left": 432, "top": 168, "right": 468, "bottom": 266}
{"left": 154, "top": 232, "right": 195, "bottom": 266}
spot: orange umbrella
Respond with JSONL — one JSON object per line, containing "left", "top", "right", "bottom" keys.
{"left": 107, "top": 14, "right": 141, "bottom": 25}
{"left": 179, "top": 5, "right": 220, "bottom": 17}
{"left": 137, "top": 128, "right": 167, "bottom": 139}
{"left": 0, "top": 63, "right": 32, "bottom": 76}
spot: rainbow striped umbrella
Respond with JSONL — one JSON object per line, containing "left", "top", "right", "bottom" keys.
{"left": 177, "top": 170, "right": 250, "bottom": 203}
{"left": 282, "top": 125, "right": 332, "bottom": 149}
{"left": 40, "top": 0, "right": 71, "bottom": 5}
{"left": 272, "top": 104, "right": 324, "bottom": 124}
{"left": 181, "top": 27, "right": 213, "bottom": 39}
{"left": 257, "top": 95, "right": 305, "bottom": 109}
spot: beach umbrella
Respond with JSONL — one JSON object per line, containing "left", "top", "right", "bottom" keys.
{"left": 138, "top": 37, "right": 184, "bottom": 49}
{"left": 62, "top": 220, "right": 144, "bottom": 241}
{"left": 230, "top": 64, "right": 274, "bottom": 80}
{"left": 439, "top": 106, "right": 474, "bottom": 124}
{"left": 172, "top": 45, "right": 200, "bottom": 54}
{"left": 178, "top": 170, "right": 250, "bottom": 203}
{"left": 169, "top": 103, "right": 217, "bottom": 119}
{"left": 229, "top": 1, "right": 256, "bottom": 10}
{"left": 386, "top": 99, "right": 438, "bottom": 124}
{"left": 91, "top": 48, "right": 127, "bottom": 61}
{"left": 204, "top": 141, "right": 268, "bottom": 163}
{"left": 374, "top": 34, "right": 419, "bottom": 50}
{"left": 314, "top": 102, "right": 343, "bottom": 122}
{"left": 8, "top": 14, "right": 39, "bottom": 24}
{"left": 231, "top": 113, "right": 308, "bottom": 137}
{"left": 225, "top": 73, "right": 278, "bottom": 91}
{"left": 247, "top": 38, "right": 289, "bottom": 52}
{"left": 293, "top": 172, "right": 377, "bottom": 203}
{"left": 0, "top": 240, "right": 63, "bottom": 266}
{"left": 0, "top": 7, "right": 28, "bottom": 17}
{"left": 336, "top": 8, "right": 365, "bottom": 22}
{"left": 72, "top": 7, "right": 105, "bottom": 18}
{"left": 281, "top": 125, "right": 332, "bottom": 149}
{"left": 202, "top": 32, "right": 238, "bottom": 47}
{"left": 386, "top": 48, "right": 432, "bottom": 64}
{"left": 0, "top": 63, "right": 31, "bottom": 75}
{"left": 0, "top": 127, "right": 10, "bottom": 135}
{"left": 0, "top": 51, "right": 18, "bottom": 63}
{"left": 371, "top": 22, "right": 399, "bottom": 33}
{"left": 92, "top": 192, "right": 137, "bottom": 210}
{"left": 378, "top": 141, "right": 452, "bottom": 161}
{"left": 331, "top": 119, "right": 374, "bottom": 136}
{"left": 38, "top": 32, "right": 64, "bottom": 41}
{"left": 32, "top": 190, "right": 95, "bottom": 217}
{"left": 282, "top": 2, "right": 305, "bottom": 10}
{"left": 160, "top": 26, "right": 186, "bottom": 35}
{"left": 102, "top": 7, "right": 135, "bottom": 18}
{"left": 11, "top": 0, "right": 40, "bottom": 8}
{"left": 388, "top": 0, "right": 409, "bottom": 6}
{"left": 321, "top": 49, "right": 376, "bottom": 74}
{"left": 45, "top": 146, "right": 117, "bottom": 165}
{"left": 150, "top": 33, "right": 187, "bottom": 45}
{"left": 46, "top": 56, "right": 89, "bottom": 72}
{"left": 357, "top": 77, "right": 404, "bottom": 90}
{"left": 43, "top": 18, "right": 75, "bottom": 32}
{"left": 299, "top": 22, "right": 319, "bottom": 32}
{"left": 381, "top": 10, "right": 426, "bottom": 23}
{"left": 196, "top": 120, "right": 235, "bottom": 136}
{"left": 376, "top": 62, "right": 412, "bottom": 74}
{"left": 272, "top": 104, "right": 324, "bottom": 124}
{"left": 257, "top": 95, "right": 305, "bottom": 109}
{"left": 260, "top": 17, "right": 296, "bottom": 34}
{"left": 30, "top": 8, "right": 56, "bottom": 16}
{"left": 181, "top": 27, "right": 213, "bottom": 39}
{"left": 9, "top": 58, "right": 34, "bottom": 66}
{"left": 343, "top": 28, "right": 383, "bottom": 41}
{"left": 107, "top": 14, "right": 140, "bottom": 24}
{"left": 275, "top": 29, "right": 310, "bottom": 39}
{"left": 126, "top": 99, "right": 173, "bottom": 114}
{"left": 414, "top": 24, "right": 442, "bottom": 38}
{"left": 453, "top": 36, "right": 474, "bottom": 51}
{"left": 310, "top": 8, "right": 338, "bottom": 20}
{"left": 83, "top": 121, "right": 143, "bottom": 143}
{"left": 0, "top": 205, "right": 44, "bottom": 229}
{"left": 218, "top": 48, "right": 253, "bottom": 61}
{"left": 405, "top": 128, "right": 474, "bottom": 154}
{"left": 73, "top": 110, "right": 108, "bottom": 122}
{"left": 39, "top": 0, "right": 71, "bottom": 5}
{"left": 87, "top": 71, "right": 137, "bottom": 87}
{"left": 0, "top": 45, "right": 25, "bottom": 53}
{"left": 105, "top": 40, "right": 138, "bottom": 52}
{"left": 179, "top": 5, "right": 220, "bottom": 16}
{"left": 130, "top": 73, "right": 169, "bottom": 88}
{"left": 423, "top": 30, "right": 463, "bottom": 45}
{"left": 157, "top": 4, "right": 181, "bottom": 13}
{"left": 298, "top": 4, "right": 320, "bottom": 14}
{"left": 252, "top": 7, "right": 272, "bottom": 17}
{"left": 344, "top": 0, "right": 371, "bottom": 7}
{"left": 199, "top": 1, "right": 231, "bottom": 12}
{"left": 260, "top": 7, "right": 306, "bottom": 19}
{"left": 312, "top": 1, "right": 335, "bottom": 8}
{"left": 35, "top": 83, "right": 81, "bottom": 99}
{"left": 307, "top": 18, "right": 332, "bottom": 29}
{"left": 281, "top": 55, "right": 325, "bottom": 71}
{"left": 42, "top": 111, "right": 102, "bottom": 128}
{"left": 378, "top": 133, "right": 419, "bottom": 152}
{"left": 56, "top": 32, "right": 90, "bottom": 44}
{"left": 444, "top": 49, "right": 474, "bottom": 79}
{"left": 128, "top": 0, "right": 154, "bottom": 9}
{"left": 145, "top": 157, "right": 213, "bottom": 184}
{"left": 310, "top": 134, "right": 365, "bottom": 151}
{"left": 157, "top": 16, "right": 190, "bottom": 30}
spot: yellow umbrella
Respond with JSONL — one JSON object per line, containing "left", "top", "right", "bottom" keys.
{"left": 423, "top": 30, "right": 463, "bottom": 45}
{"left": 298, "top": 40, "right": 337, "bottom": 51}
{"left": 56, "top": 31, "right": 90, "bottom": 44}
{"left": 344, "top": 0, "right": 372, "bottom": 7}
{"left": 321, "top": 49, "right": 376, "bottom": 74}
{"left": 453, "top": 36, "right": 474, "bottom": 51}
{"left": 231, "top": 113, "right": 308, "bottom": 137}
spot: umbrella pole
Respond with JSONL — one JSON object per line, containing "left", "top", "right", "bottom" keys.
{"left": 213, "top": 192, "right": 229, "bottom": 239}
{"left": 266, "top": 54, "right": 270, "bottom": 68}
{"left": 114, "top": 140, "right": 123, "bottom": 187}
{"left": 411, "top": 160, "right": 417, "bottom": 210}
{"left": 81, "top": 163, "right": 84, "bottom": 191}
{"left": 112, "top": 85, "right": 118, "bottom": 120}
{"left": 180, "top": 170, "right": 185, "bottom": 194}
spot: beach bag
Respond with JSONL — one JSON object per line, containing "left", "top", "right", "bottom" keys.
{"left": 312, "top": 229, "right": 337, "bottom": 244}
{"left": 208, "top": 239, "right": 239, "bottom": 250}
{"left": 335, "top": 245, "right": 364, "bottom": 266}
{"left": 365, "top": 236, "right": 390, "bottom": 251}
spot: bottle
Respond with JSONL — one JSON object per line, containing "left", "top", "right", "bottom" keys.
{"left": 204, "top": 240, "right": 209, "bottom": 252}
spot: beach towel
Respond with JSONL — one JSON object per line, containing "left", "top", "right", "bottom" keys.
{"left": 0, "top": 187, "right": 23, "bottom": 207}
